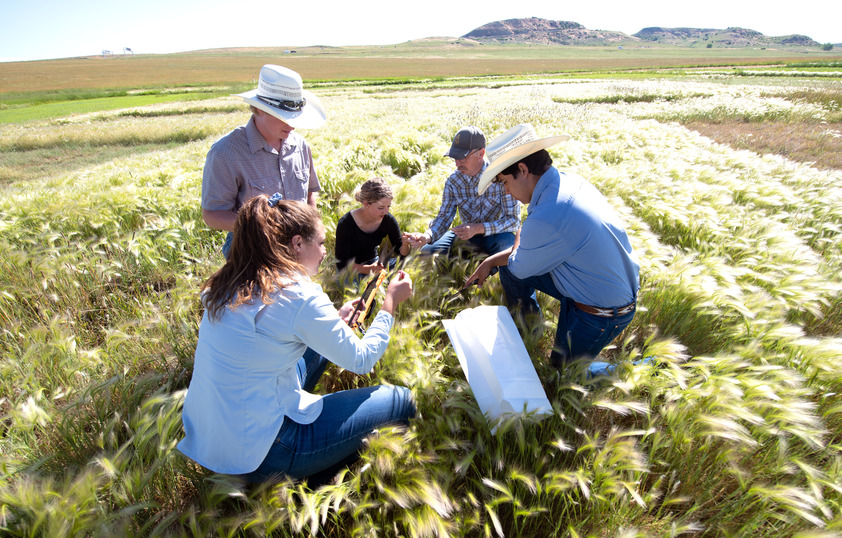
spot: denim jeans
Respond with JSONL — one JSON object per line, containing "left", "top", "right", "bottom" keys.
{"left": 420, "top": 230, "right": 515, "bottom": 257}
{"left": 241, "top": 348, "right": 416, "bottom": 483}
{"left": 499, "top": 267, "right": 635, "bottom": 367}
{"left": 221, "top": 231, "right": 233, "bottom": 258}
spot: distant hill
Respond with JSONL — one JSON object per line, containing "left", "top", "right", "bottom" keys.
{"left": 463, "top": 17, "right": 632, "bottom": 45}
{"left": 634, "top": 27, "right": 821, "bottom": 48}
{"left": 463, "top": 17, "right": 827, "bottom": 48}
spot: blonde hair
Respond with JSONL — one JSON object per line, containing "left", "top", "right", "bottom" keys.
{"left": 355, "top": 177, "right": 393, "bottom": 204}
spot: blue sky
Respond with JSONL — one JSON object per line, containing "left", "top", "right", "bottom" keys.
{"left": 2, "top": 0, "right": 839, "bottom": 62}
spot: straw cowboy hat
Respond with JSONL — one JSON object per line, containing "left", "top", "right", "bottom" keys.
{"left": 478, "top": 124, "right": 570, "bottom": 195}
{"left": 235, "top": 64, "right": 327, "bottom": 129}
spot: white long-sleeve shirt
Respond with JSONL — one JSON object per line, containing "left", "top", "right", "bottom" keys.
{"left": 177, "top": 278, "right": 393, "bottom": 474}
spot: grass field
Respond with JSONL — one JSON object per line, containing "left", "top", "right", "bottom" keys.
{"left": 1, "top": 49, "right": 842, "bottom": 536}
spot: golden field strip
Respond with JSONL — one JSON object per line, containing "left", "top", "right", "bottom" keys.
{"left": 2, "top": 42, "right": 841, "bottom": 92}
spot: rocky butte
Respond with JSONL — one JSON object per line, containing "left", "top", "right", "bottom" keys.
{"left": 462, "top": 17, "right": 826, "bottom": 48}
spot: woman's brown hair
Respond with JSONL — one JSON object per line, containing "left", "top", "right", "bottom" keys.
{"left": 354, "top": 177, "right": 393, "bottom": 204}
{"left": 201, "top": 195, "right": 322, "bottom": 321}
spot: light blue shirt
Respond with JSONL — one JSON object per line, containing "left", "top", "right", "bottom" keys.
{"left": 177, "top": 278, "right": 393, "bottom": 474}
{"left": 508, "top": 167, "right": 639, "bottom": 308}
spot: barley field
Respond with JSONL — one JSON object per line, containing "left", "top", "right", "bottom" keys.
{"left": 1, "top": 70, "right": 842, "bottom": 536}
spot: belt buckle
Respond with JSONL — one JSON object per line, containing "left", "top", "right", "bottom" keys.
{"left": 576, "top": 300, "right": 635, "bottom": 317}
{"left": 594, "top": 306, "right": 614, "bottom": 317}
{"left": 617, "top": 302, "right": 635, "bottom": 316}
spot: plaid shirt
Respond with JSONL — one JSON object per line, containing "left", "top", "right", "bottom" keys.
{"left": 201, "top": 116, "right": 320, "bottom": 212}
{"left": 427, "top": 161, "right": 521, "bottom": 242}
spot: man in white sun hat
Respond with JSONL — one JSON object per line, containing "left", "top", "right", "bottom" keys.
{"left": 201, "top": 64, "right": 327, "bottom": 257}
{"left": 404, "top": 126, "right": 521, "bottom": 259}
{"left": 465, "top": 124, "right": 640, "bottom": 367}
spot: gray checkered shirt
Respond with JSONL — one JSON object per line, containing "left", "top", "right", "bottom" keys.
{"left": 427, "top": 161, "right": 521, "bottom": 242}
{"left": 201, "top": 116, "right": 320, "bottom": 212}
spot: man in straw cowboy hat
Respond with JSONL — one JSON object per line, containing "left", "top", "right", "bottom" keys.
{"left": 201, "top": 64, "right": 327, "bottom": 257}
{"left": 465, "top": 124, "right": 640, "bottom": 368}
{"left": 404, "top": 126, "right": 521, "bottom": 259}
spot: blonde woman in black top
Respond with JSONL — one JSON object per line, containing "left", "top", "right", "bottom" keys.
{"left": 335, "top": 177, "right": 411, "bottom": 276}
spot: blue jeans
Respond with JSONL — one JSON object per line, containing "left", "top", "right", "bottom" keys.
{"left": 241, "top": 349, "right": 416, "bottom": 484}
{"left": 421, "top": 231, "right": 515, "bottom": 257}
{"left": 499, "top": 268, "right": 635, "bottom": 367}
{"left": 221, "top": 231, "right": 233, "bottom": 258}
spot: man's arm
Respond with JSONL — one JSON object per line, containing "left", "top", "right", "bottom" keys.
{"left": 464, "top": 229, "right": 520, "bottom": 287}
{"left": 451, "top": 222, "right": 485, "bottom": 241}
{"left": 202, "top": 209, "right": 238, "bottom": 233}
{"left": 453, "top": 186, "right": 521, "bottom": 240}
{"left": 508, "top": 217, "right": 568, "bottom": 280}
{"left": 201, "top": 138, "right": 241, "bottom": 232}
{"left": 304, "top": 140, "right": 320, "bottom": 208}
{"left": 465, "top": 246, "right": 513, "bottom": 288}
{"left": 419, "top": 178, "right": 459, "bottom": 245}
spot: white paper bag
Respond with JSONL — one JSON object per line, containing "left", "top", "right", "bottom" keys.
{"left": 443, "top": 305, "right": 552, "bottom": 431}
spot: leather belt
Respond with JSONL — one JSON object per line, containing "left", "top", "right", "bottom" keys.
{"left": 573, "top": 300, "right": 636, "bottom": 318}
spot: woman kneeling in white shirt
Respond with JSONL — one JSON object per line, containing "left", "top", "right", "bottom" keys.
{"left": 178, "top": 193, "right": 416, "bottom": 484}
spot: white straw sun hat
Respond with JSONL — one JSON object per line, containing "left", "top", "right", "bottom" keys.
{"left": 478, "top": 124, "right": 570, "bottom": 195}
{"left": 235, "top": 64, "right": 327, "bottom": 129}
